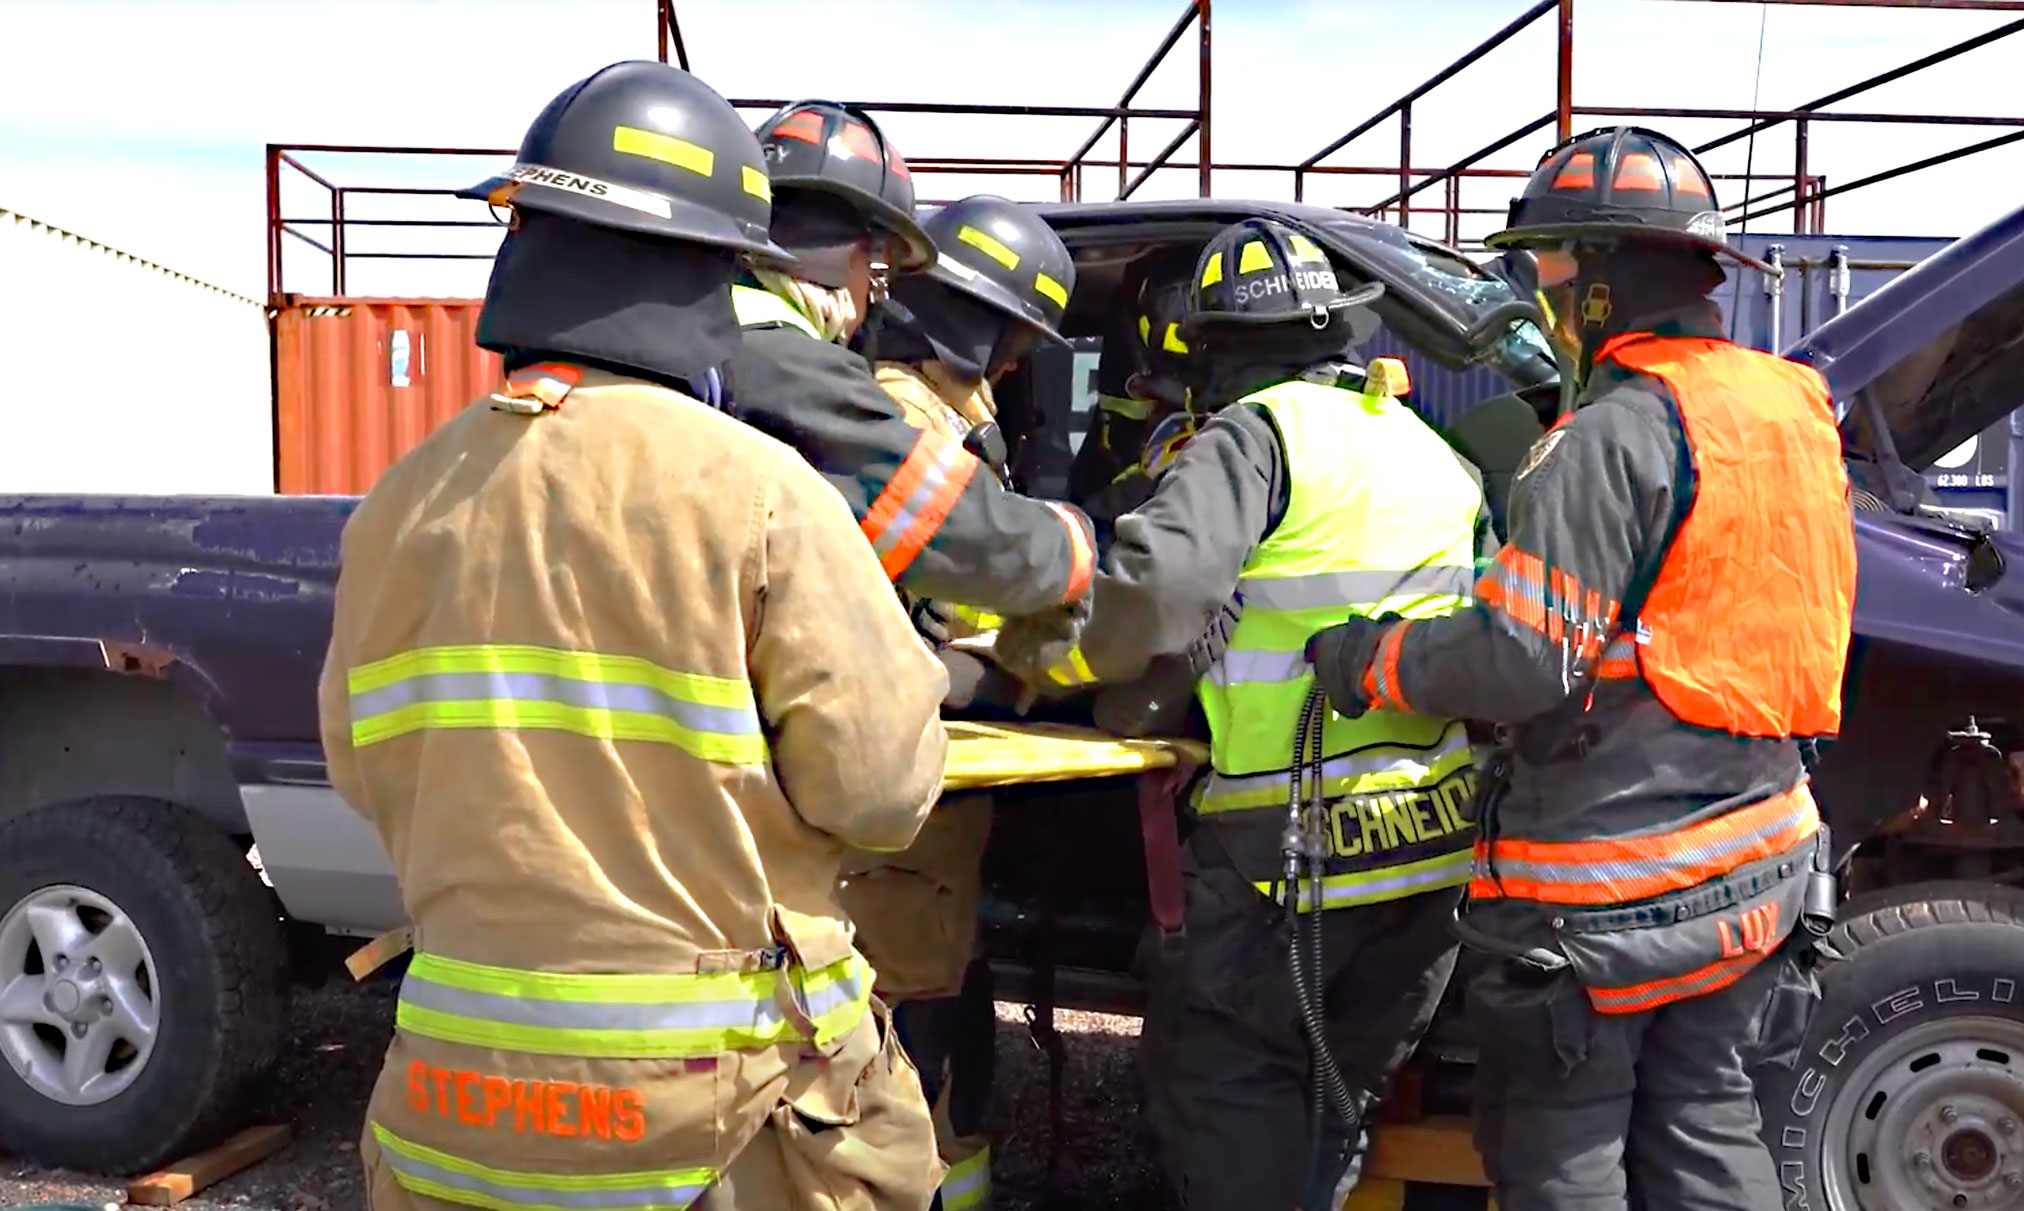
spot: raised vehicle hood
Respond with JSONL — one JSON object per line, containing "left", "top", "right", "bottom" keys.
{"left": 1785, "top": 201, "right": 2024, "bottom": 472}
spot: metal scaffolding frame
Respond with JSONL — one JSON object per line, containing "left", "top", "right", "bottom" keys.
{"left": 265, "top": 0, "right": 2024, "bottom": 302}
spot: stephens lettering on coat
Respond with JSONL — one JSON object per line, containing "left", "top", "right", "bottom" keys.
{"left": 1326, "top": 771, "right": 1476, "bottom": 859}
{"left": 1717, "top": 901, "right": 1782, "bottom": 958}
{"left": 406, "top": 1061, "right": 646, "bottom": 1141}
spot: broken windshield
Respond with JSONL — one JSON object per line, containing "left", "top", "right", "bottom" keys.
{"left": 1318, "top": 218, "right": 1558, "bottom": 387}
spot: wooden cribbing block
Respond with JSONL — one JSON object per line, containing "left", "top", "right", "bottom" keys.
{"left": 126, "top": 1123, "right": 295, "bottom": 1205}
{"left": 1365, "top": 1115, "right": 1491, "bottom": 1187}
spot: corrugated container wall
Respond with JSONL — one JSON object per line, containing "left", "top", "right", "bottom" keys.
{"left": 273, "top": 299, "right": 498, "bottom": 494}
{"left": 0, "top": 208, "right": 274, "bottom": 494}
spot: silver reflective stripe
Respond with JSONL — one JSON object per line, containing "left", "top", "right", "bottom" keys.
{"left": 398, "top": 965, "right": 865, "bottom": 1035}
{"left": 349, "top": 671, "right": 761, "bottom": 736}
{"left": 1479, "top": 803, "right": 1810, "bottom": 890}
{"left": 941, "top": 1153, "right": 991, "bottom": 1209}
{"left": 1237, "top": 566, "right": 1474, "bottom": 611}
{"left": 400, "top": 972, "right": 782, "bottom": 1034}
{"left": 870, "top": 439, "right": 966, "bottom": 560}
{"left": 1203, "top": 737, "right": 1467, "bottom": 804}
{"left": 1316, "top": 855, "right": 1473, "bottom": 908}
{"left": 379, "top": 1143, "right": 709, "bottom": 1210}
{"left": 1206, "top": 648, "right": 1309, "bottom": 687}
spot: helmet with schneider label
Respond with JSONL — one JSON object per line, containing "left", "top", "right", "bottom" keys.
{"left": 1181, "top": 217, "right": 1384, "bottom": 335}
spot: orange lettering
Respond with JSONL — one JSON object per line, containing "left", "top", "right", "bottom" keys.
{"left": 546, "top": 1081, "right": 578, "bottom": 1137}
{"left": 512, "top": 1080, "right": 547, "bottom": 1135}
{"left": 429, "top": 1066, "right": 454, "bottom": 1117}
{"left": 578, "top": 1085, "right": 612, "bottom": 1140}
{"left": 481, "top": 1076, "right": 515, "bottom": 1128}
{"left": 407, "top": 1062, "right": 431, "bottom": 1113}
{"left": 611, "top": 1089, "right": 646, "bottom": 1143}
{"left": 455, "top": 1071, "right": 484, "bottom": 1125}
{"left": 1718, "top": 919, "right": 1743, "bottom": 958}
{"left": 1740, "top": 902, "right": 1780, "bottom": 954}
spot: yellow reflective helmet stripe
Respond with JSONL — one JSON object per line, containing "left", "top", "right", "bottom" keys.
{"left": 371, "top": 1122, "right": 716, "bottom": 1211}
{"left": 958, "top": 225, "right": 1020, "bottom": 270}
{"left": 346, "top": 643, "right": 767, "bottom": 766}
{"left": 1237, "top": 239, "right": 1273, "bottom": 274}
{"left": 1034, "top": 272, "right": 1068, "bottom": 307}
{"left": 1287, "top": 232, "right": 1328, "bottom": 263}
{"left": 1200, "top": 251, "right": 1224, "bottom": 288}
{"left": 612, "top": 126, "right": 715, "bottom": 178}
{"left": 1162, "top": 321, "right": 1190, "bottom": 354}
{"left": 395, "top": 949, "right": 873, "bottom": 1059}
{"left": 741, "top": 165, "right": 771, "bottom": 201}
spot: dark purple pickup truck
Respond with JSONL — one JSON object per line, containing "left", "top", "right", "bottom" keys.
{"left": 3, "top": 197, "right": 2023, "bottom": 1208}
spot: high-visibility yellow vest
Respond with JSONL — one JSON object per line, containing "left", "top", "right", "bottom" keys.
{"left": 1194, "top": 379, "right": 1483, "bottom": 911}
{"left": 732, "top": 283, "right": 820, "bottom": 339}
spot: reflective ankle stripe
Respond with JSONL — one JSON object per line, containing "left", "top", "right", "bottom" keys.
{"left": 372, "top": 1122, "right": 714, "bottom": 1211}
{"left": 1469, "top": 783, "right": 1821, "bottom": 907}
{"left": 1259, "top": 848, "right": 1475, "bottom": 913}
{"left": 396, "top": 950, "right": 872, "bottom": 1059}
{"left": 347, "top": 644, "right": 767, "bottom": 766}
{"left": 941, "top": 1144, "right": 991, "bottom": 1211}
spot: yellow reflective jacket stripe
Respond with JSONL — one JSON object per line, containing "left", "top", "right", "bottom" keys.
{"left": 1258, "top": 849, "right": 1478, "bottom": 914}
{"left": 395, "top": 949, "right": 872, "bottom": 1059}
{"left": 731, "top": 283, "right": 821, "bottom": 339}
{"left": 371, "top": 1122, "right": 715, "bottom": 1211}
{"left": 941, "top": 1144, "right": 991, "bottom": 1211}
{"left": 347, "top": 644, "right": 767, "bottom": 766}
{"left": 1199, "top": 724, "right": 1475, "bottom": 814}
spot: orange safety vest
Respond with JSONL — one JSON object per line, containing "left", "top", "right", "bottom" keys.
{"left": 1467, "top": 334, "right": 1852, "bottom": 1013}
{"left": 1593, "top": 333, "right": 1856, "bottom": 737}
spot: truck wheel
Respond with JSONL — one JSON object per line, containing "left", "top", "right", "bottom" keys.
{"left": 0, "top": 797, "right": 288, "bottom": 1173}
{"left": 1757, "top": 889, "right": 2024, "bottom": 1211}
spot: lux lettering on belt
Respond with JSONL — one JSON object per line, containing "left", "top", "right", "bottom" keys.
{"left": 1324, "top": 770, "right": 1478, "bottom": 861}
{"left": 406, "top": 1061, "right": 647, "bottom": 1141}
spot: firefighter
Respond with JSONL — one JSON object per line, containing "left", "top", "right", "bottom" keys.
{"left": 727, "top": 107, "right": 1096, "bottom": 625}
{"left": 995, "top": 217, "right": 1487, "bottom": 1211}
{"left": 317, "top": 62, "right": 948, "bottom": 1211}
{"left": 1303, "top": 126, "right": 1857, "bottom": 1211}
{"left": 831, "top": 193, "right": 1087, "bottom": 1211}
{"left": 1068, "top": 245, "right": 1204, "bottom": 542}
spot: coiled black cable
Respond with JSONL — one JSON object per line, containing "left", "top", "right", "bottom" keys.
{"left": 1285, "top": 683, "right": 1361, "bottom": 1205}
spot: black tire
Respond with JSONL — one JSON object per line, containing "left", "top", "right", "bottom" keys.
{"left": 0, "top": 797, "right": 288, "bottom": 1173}
{"left": 1756, "top": 888, "right": 2024, "bottom": 1211}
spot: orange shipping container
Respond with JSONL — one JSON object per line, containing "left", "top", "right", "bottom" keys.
{"left": 274, "top": 298, "right": 499, "bottom": 494}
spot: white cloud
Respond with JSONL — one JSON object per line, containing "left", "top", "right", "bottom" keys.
{"left": 2, "top": 0, "right": 2018, "bottom": 298}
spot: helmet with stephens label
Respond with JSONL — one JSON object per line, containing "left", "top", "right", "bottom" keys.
{"left": 754, "top": 101, "right": 935, "bottom": 274}
{"left": 1486, "top": 125, "right": 1771, "bottom": 273}
{"left": 919, "top": 196, "right": 1077, "bottom": 347}
{"left": 1181, "top": 217, "right": 1384, "bottom": 335}
{"left": 458, "top": 60, "right": 791, "bottom": 267}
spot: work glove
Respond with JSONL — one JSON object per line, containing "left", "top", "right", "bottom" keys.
{"left": 1304, "top": 613, "right": 1404, "bottom": 719}
{"left": 1093, "top": 656, "right": 1200, "bottom": 738}
{"left": 909, "top": 597, "right": 957, "bottom": 648}
{"left": 990, "top": 598, "right": 1093, "bottom": 698}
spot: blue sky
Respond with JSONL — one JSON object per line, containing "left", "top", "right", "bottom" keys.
{"left": 3, "top": 0, "right": 2018, "bottom": 298}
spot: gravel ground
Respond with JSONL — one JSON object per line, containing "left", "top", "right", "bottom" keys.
{"left": 0, "top": 982, "right": 1166, "bottom": 1211}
